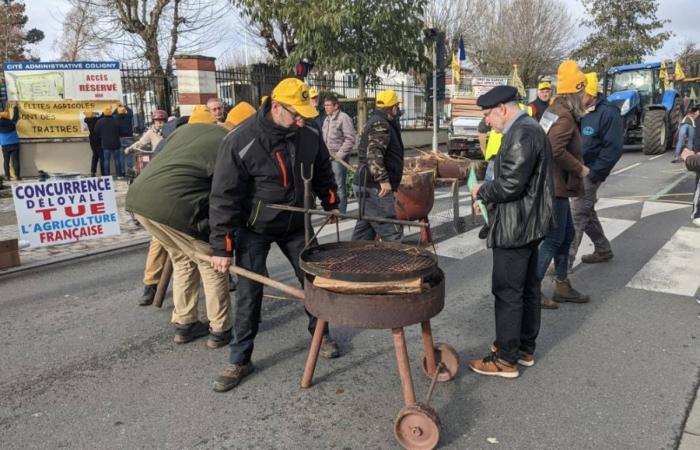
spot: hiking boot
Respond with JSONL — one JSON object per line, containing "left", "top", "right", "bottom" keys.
{"left": 213, "top": 363, "right": 255, "bottom": 392}
{"left": 138, "top": 284, "right": 158, "bottom": 306}
{"left": 581, "top": 251, "right": 613, "bottom": 264}
{"left": 478, "top": 224, "right": 490, "bottom": 240}
{"left": 173, "top": 320, "right": 210, "bottom": 344}
{"left": 541, "top": 291, "right": 559, "bottom": 309}
{"left": 552, "top": 279, "right": 590, "bottom": 303}
{"left": 207, "top": 328, "right": 232, "bottom": 349}
{"left": 320, "top": 336, "right": 340, "bottom": 359}
{"left": 468, "top": 352, "right": 519, "bottom": 379}
{"left": 517, "top": 352, "right": 535, "bottom": 367}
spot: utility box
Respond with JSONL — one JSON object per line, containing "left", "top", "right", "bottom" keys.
{"left": 0, "top": 238, "right": 20, "bottom": 270}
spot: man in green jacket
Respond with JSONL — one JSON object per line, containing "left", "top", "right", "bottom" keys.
{"left": 126, "top": 105, "right": 238, "bottom": 348}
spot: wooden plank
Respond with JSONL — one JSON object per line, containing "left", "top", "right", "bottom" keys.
{"left": 313, "top": 276, "right": 423, "bottom": 294}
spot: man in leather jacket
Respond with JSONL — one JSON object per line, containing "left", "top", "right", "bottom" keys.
{"left": 468, "top": 85, "right": 554, "bottom": 379}
{"left": 208, "top": 78, "right": 341, "bottom": 392}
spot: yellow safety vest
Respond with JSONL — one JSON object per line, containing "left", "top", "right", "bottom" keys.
{"left": 484, "top": 104, "right": 533, "bottom": 161}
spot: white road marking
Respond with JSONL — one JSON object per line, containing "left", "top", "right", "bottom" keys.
{"left": 572, "top": 217, "right": 636, "bottom": 267}
{"left": 640, "top": 201, "right": 690, "bottom": 218}
{"left": 611, "top": 162, "right": 641, "bottom": 175}
{"left": 648, "top": 154, "right": 665, "bottom": 161}
{"left": 627, "top": 227, "right": 700, "bottom": 297}
{"left": 595, "top": 198, "right": 641, "bottom": 210}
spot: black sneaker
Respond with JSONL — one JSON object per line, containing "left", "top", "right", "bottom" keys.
{"left": 138, "top": 284, "right": 158, "bottom": 306}
{"left": 478, "top": 224, "right": 490, "bottom": 240}
{"left": 213, "top": 363, "right": 255, "bottom": 392}
{"left": 173, "top": 320, "right": 210, "bottom": 344}
{"left": 207, "top": 328, "right": 232, "bottom": 349}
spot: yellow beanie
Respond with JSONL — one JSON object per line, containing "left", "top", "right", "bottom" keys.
{"left": 84, "top": 111, "right": 94, "bottom": 118}
{"left": 557, "top": 60, "right": 587, "bottom": 94}
{"left": 0, "top": 111, "right": 9, "bottom": 119}
{"left": 117, "top": 106, "right": 127, "bottom": 114}
{"left": 584, "top": 72, "right": 598, "bottom": 96}
{"left": 102, "top": 107, "right": 113, "bottom": 116}
{"left": 225, "top": 101, "right": 256, "bottom": 128}
{"left": 188, "top": 105, "right": 217, "bottom": 124}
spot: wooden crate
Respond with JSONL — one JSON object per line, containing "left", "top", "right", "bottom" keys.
{"left": 0, "top": 239, "right": 20, "bottom": 270}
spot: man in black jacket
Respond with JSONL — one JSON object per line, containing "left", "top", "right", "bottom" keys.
{"left": 94, "top": 107, "right": 123, "bottom": 177}
{"left": 680, "top": 148, "right": 700, "bottom": 226}
{"left": 469, "top": 86, "right": 554, "bottom": 379}
{"left": 84, "top": 111, "right": 102, "bottom": 177}
{"left": 569, "top": 73, "right": 624, "bottom": 266}
{"left": 208, "top": 78, "right": 340, "bottom": 392}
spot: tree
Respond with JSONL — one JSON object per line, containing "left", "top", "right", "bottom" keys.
{"left": 0, "top": 0, "right": 45, "bottom": 61}
{"left": 676, "top": 42, "right": 700, "bottom": 79}
{"left": 424, "top": 0, "right": 488, "bottom": 57}
{"left": 55, "top": 2, "right": 102, "bottom": 61}
{"left": 462, "top": 0, "right": 573, "bottom": 85}
{"left": 287, "top": 0, "right": 430, "bottom": 129}
{"left": 572, "top": 0, "right": 671, "bottom": 74}
{"left": 231, "top": 0, "right": 298, "bottom": 62}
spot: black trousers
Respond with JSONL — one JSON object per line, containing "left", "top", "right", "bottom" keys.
{"left": 229, "top": 228, "right": 328, "bottom": 365}
{"left": 492, "top": 239, "right": 542, "bottom": 364}
{"left": 2, "top": 143, "right": 20, "bottom": 179}
{"left": 90, "top": 142, "right": 103, "bottom": 176}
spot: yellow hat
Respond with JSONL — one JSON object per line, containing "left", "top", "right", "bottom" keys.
{"left": 117, "top": 106, "right": 127, "bottom": 114}
{"left": 271, "top": 78, "right": 318, "bottom": 118}
{"left": 556, "top": 60, "right": 587, "bottom": 94}
{"left": 84, "top": 111, "right": 95, "bottom": 118}
{"left": 309, "top": 88, "right": 319, "bottom": 99}
{"left": 584, "top": 72, "right": 598, "bottom": 96}
{"left": 260, "top": 95, "right": 269, "bottom": 106}
{"left": 225, "top": 101, "right": 256, "bottom": 127}
{"left": 0, "top": 111, "right": 9, "bottom": 119}
{"left": 102, "top": 107, "right": 113, "bottom": 116}
{"left": 188, "top": 105, "right": 217, "bottom": 124}
{"left": 538, "top": 80, "right": 551, "bottom": 91}
{"left": 376, "top": 90, "right": 401, "bottom": 108}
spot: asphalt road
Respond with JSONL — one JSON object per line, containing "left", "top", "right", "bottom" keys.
{"left": 1, "top": 149, "right": 699, "bottom": 450}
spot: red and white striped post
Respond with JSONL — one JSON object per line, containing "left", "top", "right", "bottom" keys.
{"left": 174, "top": 55, "right": 217, "bottom": 116}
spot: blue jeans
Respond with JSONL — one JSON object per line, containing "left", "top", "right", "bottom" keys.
{"left": 537, "top": 197, "right": 574, "bottom": 280}
{"left": 121, "top": 137, "right": 135, "bottom": 171}
{"left": 351, "top": 186, "right": 403, "bottom": 242}
{"left": 676, "top": 123, "right": 695, "bottom": 156}
{"left": 332, "top": 161, "right": 348, "bottom": 213}
{"left": 102, "top": 148, "right": 124, "bottom": 177}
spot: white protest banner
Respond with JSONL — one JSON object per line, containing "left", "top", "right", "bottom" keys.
{"left": 471, "top": 76, "right": 509, "bottom": 97}
{"left": 12, "top": 177, "right": 121, "bottom": 248}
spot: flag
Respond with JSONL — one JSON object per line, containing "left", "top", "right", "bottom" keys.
{"left": 511, "top": 64, "right": 526, "bottom": 98}
{"left": 675, "top": 61, "right": 686, "bottom": 81}
{"left": 690, "top": 87, "right": 697, "bottom": 102}
{"left": 451, "top": 53, "right": 461, "bottom": 85}
{"left": 458, "top": 36, "right": 466, "bottom": 61}
{"left": 660, "top": 61, "right": 669, "bottom": 88}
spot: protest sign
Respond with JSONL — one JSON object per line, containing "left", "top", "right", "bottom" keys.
{"left": 12, "top": 177, "right": 121, "bottom": 248}
{"left": 471, "top": 76, "right": 509, "bottom": 97}
{"left": 3, "top": 61, "right": 123, "bottom": 139}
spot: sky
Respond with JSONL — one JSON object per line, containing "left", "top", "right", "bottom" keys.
{"left": 25, "top": 0, "right": 700, "bottom": 64}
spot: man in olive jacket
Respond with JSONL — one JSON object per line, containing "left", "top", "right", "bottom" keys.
{"left": 126, "top": 106, "right": 232, "bottom": 349}
{"left": 469, "top": 86, "right": 553, "bottom": 379}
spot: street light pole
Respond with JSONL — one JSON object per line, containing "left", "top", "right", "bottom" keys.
{"left": 432, "top": 41, "right": 438, "bottom": 153}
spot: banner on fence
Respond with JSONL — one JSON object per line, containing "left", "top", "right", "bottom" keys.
{"left": 470, "top": 76, "right": 509, "bottom": 97}
{"left": 12, "top": 177, "right": 121, "bottom": 248}
{"left": 3, "top": 61, "right": 123, "bottom": 138}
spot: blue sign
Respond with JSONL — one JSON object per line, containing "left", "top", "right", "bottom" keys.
{"left": 2, "top": 61, "right": 120, "bottom": 71}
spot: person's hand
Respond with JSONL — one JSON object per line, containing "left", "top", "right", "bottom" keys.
{"left": 681, "top": 148, "right": 694, "bottom": 161}
{"left": 580, "top": 165, "right": 590, "bottom": 178}
{"left": 210, "top": 256, "right": 232, "bottom": 274}
{"left": 124, "top": 146, "right": 131, "bottom": 155}
{"left": 470, "top": 183, "right": 482, "bottom": 200}
{"left": 328, "top": 208, "right": 340, "bottom": 224}
{"left": 378, "top": 182, "right": 392, "bottom": 198}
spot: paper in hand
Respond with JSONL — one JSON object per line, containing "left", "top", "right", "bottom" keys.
{"left": 468, "top": 166, "right": 489, "bottom": 225}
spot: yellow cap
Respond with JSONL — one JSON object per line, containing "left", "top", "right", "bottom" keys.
{"left": 84, "top": 111, "right": 95, "bottom": 118}
{"left": 556, "top": 60, "right": 587, "bottom": 95}
{"left": 309, "top": 88, "right": 319, "bottom": 99}
{"left": 188, "top": 105, "right": 217, "bottom": 124}
{"left": 225, "top": 101, "right": 256, "bottom": 127}
{"left": 584, "top": 72, "right": 598, "bottom": 96}
{"left": 260, "top": 95, "right": 268, "bottom": 106}
{"left": 102, "top": 107, "right": 113, "bottom": 116}
{"left": 538, "top": 80, "right": 551, "bottom": 91}
{"left": 117, "top": 106, "right": 127, "bottom": 114}
{"left": 376, "top": 90, "right": 401, "bottom": 108}
{"left": 271, "top": 78, "right": 318, "bottom": 118}
{"left": 0, "top": 111, "right": 9, "bottom": 119}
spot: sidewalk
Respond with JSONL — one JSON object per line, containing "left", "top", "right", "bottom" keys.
{"left": 0, "top": 178, "right": 150, "bottom": 274}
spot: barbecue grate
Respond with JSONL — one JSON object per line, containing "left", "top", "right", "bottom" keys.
{"left": 300, "top": 241, "right": 437, "bottom": 282}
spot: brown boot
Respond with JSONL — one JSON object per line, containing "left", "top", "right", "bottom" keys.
{"left": 541, "top": 291, "right": 559, "bottom": 309}
{"left": 581, "top": 251, "right": 613, "bottom": 264}
{"left": 553, "top": 279, "right": 590, "bottom": 303}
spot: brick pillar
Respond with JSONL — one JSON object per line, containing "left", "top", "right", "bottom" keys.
{"left": 174, "top": 55, "right": 217, "bottom": 116}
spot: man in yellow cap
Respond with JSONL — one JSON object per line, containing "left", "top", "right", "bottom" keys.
{"left": 208, "top": 78, "right": 341, "bottom": 392}
{"left": 126, "top": 104, "right": 234, "bottom": 348}
{"left": 94, "top": 106, "right": 124, "bottom": 177}
{"left": 223, "top": 101, "right": 256, "bottom": 129}
{"left": 351, "top": 89, "right": 405, "bottom": 242}
{"left": 529, "top": 79, "right": 552, "bottom": 122}
{"left": 568, "top": 72, "right": 623, "bottom": 267}
{"left": 536, "top": 59, "right": 590, "bottom": 308}
{"left": 309, "top": 87, "right": 325, "bottom": 128}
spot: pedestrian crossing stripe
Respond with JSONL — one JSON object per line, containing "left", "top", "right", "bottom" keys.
{"left": 572, "top": 217, "right": 636, "bottom": 268}
{"left": 627, "top": 226, "right": 700, "bottom": 297}
{"left": 640, "top": 201, "right": 691, "bottom": 218}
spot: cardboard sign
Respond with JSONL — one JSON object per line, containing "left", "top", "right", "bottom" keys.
{"left": 471, "top": 76, "right": 509, "bottom": 98}
{"left": 12, "top": 177, "right": 121, "bottom": 248}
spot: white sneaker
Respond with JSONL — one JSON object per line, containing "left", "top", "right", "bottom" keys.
{"left": 693, "top": 218, "right": 700, "bottom": 227}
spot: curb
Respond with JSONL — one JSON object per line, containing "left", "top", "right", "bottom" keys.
{"left": 0, "top": 237, "right": 151, "bottom": 277}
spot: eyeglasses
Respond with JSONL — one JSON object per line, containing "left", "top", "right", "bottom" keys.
{"left": 280, "top": 103, "right": 302, "bottom": 120}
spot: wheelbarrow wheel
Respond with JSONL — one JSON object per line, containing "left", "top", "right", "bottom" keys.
{"left": 394, "top": 403, "right": 441, "bottom": 450}
{"left": 422, "top": 342, "right": 459, "bottom": 382}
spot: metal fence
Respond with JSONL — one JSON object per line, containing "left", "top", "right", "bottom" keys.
{"left": 214, "top": 65, "right": 428, "bottom": 129}
{"left": 120, "top": 64, "right": 178, "bottom": 131}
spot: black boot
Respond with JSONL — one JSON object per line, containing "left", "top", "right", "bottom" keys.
{"left": 138, "top": 284, "right": 158, "bottom": 306}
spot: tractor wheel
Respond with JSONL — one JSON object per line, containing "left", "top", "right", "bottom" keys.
{"left": 668, "top": 97, "right": 682, "bottom": 149}
{"left": 642, "top": 109, "right": 668, "bottom": 155}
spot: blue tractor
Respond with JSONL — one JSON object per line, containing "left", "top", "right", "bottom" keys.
{"left": 604, "top": 62, "right": 682, "bottom": 155}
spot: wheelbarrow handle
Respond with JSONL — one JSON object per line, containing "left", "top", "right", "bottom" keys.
{"left": 194, "top": 252, "right": 305, "bottom": 300}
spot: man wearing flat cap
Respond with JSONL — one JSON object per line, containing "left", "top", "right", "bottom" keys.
{"left": 468, "top": 85, "right": 554, "bottom": 379}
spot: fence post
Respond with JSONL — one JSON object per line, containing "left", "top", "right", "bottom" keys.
{"left": 174, "top": 55, "right": 217, "bottom": 116}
